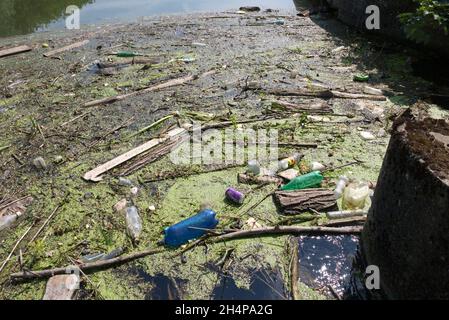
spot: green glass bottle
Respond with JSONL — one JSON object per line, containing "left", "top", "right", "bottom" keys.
{"left": 115, "top": 51, "right": 141, "bottom": 57}
{"left": 280, "top": 171, "right": 324, "bottom": 191}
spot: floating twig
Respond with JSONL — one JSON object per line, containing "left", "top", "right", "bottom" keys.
{"left": 209, "top": 225, "right": 363, "bottom": 243}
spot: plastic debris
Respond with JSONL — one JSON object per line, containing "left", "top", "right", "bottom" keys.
{"left": 130, "top": 187, "right": 139, "bottom": 197}
{"left": 54, "top": 155, "right": 63, "bottom": 164}
{"left": 342, "top": 181, "right": 370, "bottom": 210}
{"left": 0, "top": 211, "right": 24, "bottom": 232}
{"left": 125, "top": 206, "right": 142, "bottom": 241}
{"left": 332, "top": 46, "right": 346, "bottom": 53}
{"left": 280, "top": 171, "right": 324, "bottom": 191}
{"left": 118, "top": 177, "right": 133, "bottom": 186}
{"left": 244, "top": 217, "right": 262, "bottom": 230}
{"left": 363, "top": 86, "right": 383, "bottom": 95}
{"left": 225, "top": 187, "right": 245, "bottom": 205}
{"left": 334, "top": 176, "right": 349, "bottom": 199}
{"left": 353, "top": 74, "right": 369, "bottom": 82}
{"left": 114, "top": 51, "right": 143, "bottom": 58}
{"left": 360, "top": 131, "right": 376, "bottom": 140}
{"left": 326, "top": 210, "right": 367, "bottom": 220}
{"left": 80, "top": 252, "right": 106, "bottom": 263}
{"left": 239, "top": 6, "right": 261, "bottom": 12}
{"left": 277, "top": 168, "right": 299, "bottom": 181}
{"left": 311, "top": 162, "right": 325, "bottom": 171}
{"left": 113, "top": 199, "right": 127, "bottom": 213}
{"left": 247, "top": 160, "right": 261, "bottom": 175}
{"left": 278, "top": 153, "right": 302, "bottom": 171}
{"left": 33, "top": 157, "right": 47, "bottom": 170}
{"left": 164, "top": 209, "right": 219, "bottom": 247}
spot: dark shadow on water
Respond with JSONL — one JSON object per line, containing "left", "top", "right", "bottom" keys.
{"left": 131, "top": 268, "right": 187, "bottom": 300}
{"left": 211, "top": 268, "right": 290, "bottom": 300}
{"left": 297, "top": 2, "right": 449, "bottom": 110}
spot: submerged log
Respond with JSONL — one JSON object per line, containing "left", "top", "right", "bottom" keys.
{"left": 274, "top": 189, "right": 337, "bottom": 214}
{"left": 362, "top": 106, "right": 449, "bottom": 299}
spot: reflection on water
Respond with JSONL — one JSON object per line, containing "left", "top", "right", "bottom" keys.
{"left": 0, "top": 0, "right": 93, "bottom": 37}
{"left": 298, "top": 235, "right": 362, "bottom": 299}
{"left": 0, "top": 0, "right": 310, "bottom": 37}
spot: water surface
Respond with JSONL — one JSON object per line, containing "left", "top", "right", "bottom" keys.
{"left": 0, "top": 0, "right": 305, "bottom": 37}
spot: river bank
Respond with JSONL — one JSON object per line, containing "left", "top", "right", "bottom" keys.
{"left": 0, "top": 9, "right": 447, "bottom": 300}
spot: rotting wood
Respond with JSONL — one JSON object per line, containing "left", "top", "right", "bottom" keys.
{"left": 83, "top": 70, "right": 215, "bottom": 107}
{"left": 10, "top": 248, "right": 164, "bottom": 281}
{"left": 274, "top": 189, "right": 338, "bottom": 215}
{"left": 209, "top": 225, "right": 363, "bottom": 243}
{"left": 119, "top": 136, "right": 184, "bottom": 176}
{"left": 0, "top": 45, "right": 32, "bottom": 58}
{"left": 83, "top": 125, "right": 191, "bottom": 182}
{"left": 43, "top": 40, "right": 90, "bottom": 57}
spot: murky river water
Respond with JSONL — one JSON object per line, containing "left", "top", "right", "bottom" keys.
{"left": 0, "top": 0, "right": 307, "bottom": 37}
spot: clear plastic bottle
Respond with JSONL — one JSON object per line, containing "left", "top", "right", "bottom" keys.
{"left": 334, "top": 176, "right": 349, "bottom": 199}
{"left": 278, "top": 153, "right": 302, "bottom": 171}
{"left": 125, "top": 206, "right": 142, "bottom": 241}
{"left": 247, "top": 160, "right": 261, "bottom": 175}
{"left": 342, "top": 181, "right": 370, "bottom": 210}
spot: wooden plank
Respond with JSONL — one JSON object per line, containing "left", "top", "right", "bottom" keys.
{"left": 43, "top": 40, "right": 89, "bottom": 57}
{"left": 83, "top": 125, "right": 191, "bottom": 182}
{"left": 0, "top": 45, "right": 32, "bottom": 58}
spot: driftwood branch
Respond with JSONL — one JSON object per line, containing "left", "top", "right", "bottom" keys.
{"left": 43, "top": 40, "right": 89, "bottom": 57}
{"left": 209, "top": 225, "right": 363, "bottom": 243}
{"left": 270, "top": 100, "right": 333, "bottom": 114}
{"left": 254, "top": 87, "right": 387, "bottom": 101}
{"left": 320, "top": 216, "right": 367, "bottom": 227}
{"left": 84, "top": 70, "right": 215, "bottom": 107}
{"left": 10, "top": 248, "right": 164, "bottom": 281}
